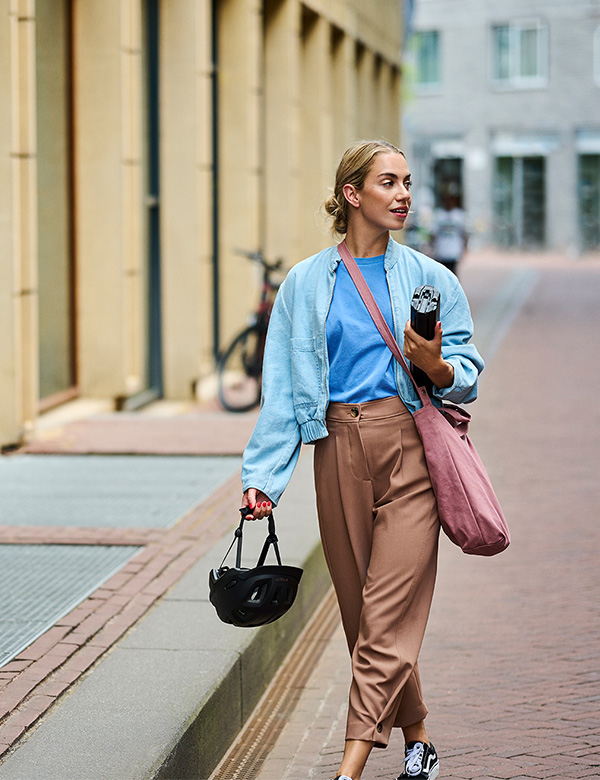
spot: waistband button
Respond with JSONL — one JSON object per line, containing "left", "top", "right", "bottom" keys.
{"left": 350, "top": 407, "right": 359, "bottom": 418}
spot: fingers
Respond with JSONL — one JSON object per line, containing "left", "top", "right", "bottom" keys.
{"left": 252, "top": 499, "right": 272, "bottom": 520}
{"left": 241, "top": 489, "right": 272, "bottom": 521}
{"left": 242, "top": 488, "right": 256, "bottom": 507}
{"left": 404, "top": 319, "right": 443, "bottom": 344}
{"left": 404, "top": 319, "right": 443, "bottom": 368}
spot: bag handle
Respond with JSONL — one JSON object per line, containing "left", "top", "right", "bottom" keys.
{"left": 337, "top": 240, "right": 430, "bottom": 406}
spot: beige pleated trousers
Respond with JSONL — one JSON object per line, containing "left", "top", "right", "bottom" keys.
{"left": 313, "top": 395, "right": 440, "bottom": 748}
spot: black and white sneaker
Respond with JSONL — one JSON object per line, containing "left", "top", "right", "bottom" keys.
{"left": 396, "top": 740, "right": 440, "bottom": 779}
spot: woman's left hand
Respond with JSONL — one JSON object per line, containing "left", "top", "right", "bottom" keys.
{"left": 403, "top": 320, "right": 454, "bottom": 389}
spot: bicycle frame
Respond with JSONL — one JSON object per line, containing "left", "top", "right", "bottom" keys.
{"left": 217, "top": 250, "right": 285, "bottom": 412}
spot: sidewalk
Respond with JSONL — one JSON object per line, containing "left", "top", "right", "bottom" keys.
{"left": 0, "top": 250, "right": 599, "bottom": 779}
{"left": 0, "top": 403, "right": 330, "bottom": 779}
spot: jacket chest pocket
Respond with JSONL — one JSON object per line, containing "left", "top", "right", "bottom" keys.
{"left": 290, "top": 337, "right": 320, "bottom": 408}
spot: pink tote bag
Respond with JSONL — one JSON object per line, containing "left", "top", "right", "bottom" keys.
{"left": 338, "top": 241, "right": 510, "bottom": 556}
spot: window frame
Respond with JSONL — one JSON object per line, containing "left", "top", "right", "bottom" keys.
{"left": 412, "top": 29, "right": 442, "bottom": 92}
{"left": 490, "top": 18, "right": 548, "bottom": 90}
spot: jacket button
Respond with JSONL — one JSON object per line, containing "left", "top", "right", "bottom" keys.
{"left": 376, "top": 723, "right": 383, "bottom": 733}
{"left": 350, "top": 407, "right": 359, "bottom": 418}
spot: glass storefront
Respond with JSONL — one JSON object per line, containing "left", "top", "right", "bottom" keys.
{"left": 578, "top": 154, "right": 600, "bottom": 251}
{"left": 493, "top": 156, "right": 546, "bottom": 248}
{"left": 36, "top": 0, "right": 76, "bottom": 405}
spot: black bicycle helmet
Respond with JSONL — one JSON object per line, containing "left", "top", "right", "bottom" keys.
{"left": 209, "top": 509, "right": 303, "bottom": 627}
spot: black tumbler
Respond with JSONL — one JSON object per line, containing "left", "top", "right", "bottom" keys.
{"left": 410, "top": 285, "right": 440, "bottom": 393}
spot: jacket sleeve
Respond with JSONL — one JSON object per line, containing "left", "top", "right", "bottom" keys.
{"left": 241, "top": 281, "right": 302, "bottom": 506}
{"left": 432, "top": 280, "right": 485, "bottom": 405}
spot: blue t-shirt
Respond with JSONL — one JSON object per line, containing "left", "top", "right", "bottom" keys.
{"left": 326, "top": 255, "right": 398, "bottom": 403}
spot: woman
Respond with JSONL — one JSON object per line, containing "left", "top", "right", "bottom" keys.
{"left": 241, "top": 140, "right": 484, "bottom": 780}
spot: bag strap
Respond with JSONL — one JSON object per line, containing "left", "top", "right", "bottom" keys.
{"left": 337, "top": 240, "right": 429, "bottom": 405}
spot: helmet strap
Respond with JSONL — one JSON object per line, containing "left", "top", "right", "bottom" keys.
{"left": 257, "top": 513, "right": 282, "bottom": 567}
{"left": 219, "top": 509, "right": 282, "bottom": 570}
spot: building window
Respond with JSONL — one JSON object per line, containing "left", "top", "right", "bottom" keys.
{"left": 413, "top": 30, "right": 441, "bottom": 88}
{"left": 578, "top": 155, "right": 600, "bottom": 250}
{"left": 491, "top": 20, "right": 547, "bottom": 88}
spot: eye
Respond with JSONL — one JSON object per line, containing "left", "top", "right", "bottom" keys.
{"left": 404, "top": 179, "right": 412, "bottom": 190}
{"left": 382, "top": 179, "right": 394, "bottom": 187}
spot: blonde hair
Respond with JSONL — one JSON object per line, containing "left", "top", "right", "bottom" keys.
{"left": 323, "top": 140, "right": 405, "bottom": 235}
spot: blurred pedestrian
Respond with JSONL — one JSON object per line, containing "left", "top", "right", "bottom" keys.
{"left": 430, "top": 187, "right": 468, "bottom": 275}
{"left": 241, "top": 140, "right": 484, "bottom": 780}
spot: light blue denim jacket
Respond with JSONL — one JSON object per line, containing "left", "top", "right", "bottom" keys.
{"left": 242, "top": 237, "right": 484, "bottom": 505}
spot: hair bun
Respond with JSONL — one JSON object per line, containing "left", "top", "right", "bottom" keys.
{"left": 323, "top": 193, "right": 340, "bottom": 216}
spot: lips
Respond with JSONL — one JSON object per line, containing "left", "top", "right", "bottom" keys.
{"left": 391, "top": 207, "right": 408, "bottom": 216}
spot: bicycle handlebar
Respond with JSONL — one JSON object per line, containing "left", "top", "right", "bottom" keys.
{"left": 234, "top": 248, "right": 284, "bottom": 274}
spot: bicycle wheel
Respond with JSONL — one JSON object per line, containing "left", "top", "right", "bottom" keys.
{"left": 217, "top": 325, "right": 265, "bottom": 412}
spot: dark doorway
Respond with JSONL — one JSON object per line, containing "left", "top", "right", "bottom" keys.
{"left": 578, "top": 154, "right": 600, "bottom": 251}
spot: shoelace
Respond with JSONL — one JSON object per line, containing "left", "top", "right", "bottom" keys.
{"left": 405, "top": 741, "right": 425, "bottom": 775}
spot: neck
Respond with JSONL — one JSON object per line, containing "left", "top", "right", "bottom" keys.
{"left": 343, "top": 227, "right": 389, "bottom": 258}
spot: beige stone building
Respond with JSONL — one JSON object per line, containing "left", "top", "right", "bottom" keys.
{"left": 0, "top": 0, "right": 403, "bottom": 449}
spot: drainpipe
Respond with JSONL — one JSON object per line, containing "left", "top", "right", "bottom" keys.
{"left": 211, "top": 0, "right": 220, "bottom": 361}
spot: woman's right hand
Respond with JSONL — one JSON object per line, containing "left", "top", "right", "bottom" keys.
{"left": 241, "top": 488, "right": 273, "bottom": 520}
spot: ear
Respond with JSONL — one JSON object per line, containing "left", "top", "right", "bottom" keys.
{"left": 342, "top": 183, "right": 361, "bottom": 209}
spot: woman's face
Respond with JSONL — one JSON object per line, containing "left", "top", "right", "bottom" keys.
{"left": 346, "top": 151, "right": 412, "bottom": 233}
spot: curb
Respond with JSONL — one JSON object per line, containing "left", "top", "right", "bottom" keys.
{"left": 155, "top": 541, "right": 330, "bottom": 780}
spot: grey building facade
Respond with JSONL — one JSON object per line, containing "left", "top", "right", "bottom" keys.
{"left": 403, "top": 0, "right": 600, "bottom": 254}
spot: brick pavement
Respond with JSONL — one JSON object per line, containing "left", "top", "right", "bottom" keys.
{"left": 251, "top": 256, "right": 600, "bottom": 780}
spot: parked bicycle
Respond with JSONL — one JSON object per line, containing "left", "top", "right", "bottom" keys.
{"left": 217, "top": 249, "right": 285, "bottom": 412}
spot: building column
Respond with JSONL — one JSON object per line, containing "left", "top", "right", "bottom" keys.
{"left": 263, "top": 0, "right": 301, "bottom": 265}
{"left": 383, "top": 62, "right": 401, "bottom": 146}
{"left": 299, "top": 8, "right": 332, "bottom": 259}
{"left": 0, "top": 0, "right": 39, "bottom": 444}
{"left": 463, "top": 129, "right": 492, "bottom": 249}
{"left": 217, "top": 0, "right": 262, "bottom": 347}
{"left": 331, "top": 29, "right": 358, "bottom": 162}
{"left": 549, "top": 133, "right": 577, "bottom": 254}
{"left": 73, "top": 0, "right": 145, "bottom": 400}
{"left": 356, "top": 43, "right": 375, "bottom": 140}
{"left": 160, "top": 0, "right": 214, "bottom": 398}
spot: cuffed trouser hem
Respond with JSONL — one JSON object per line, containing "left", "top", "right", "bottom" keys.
{"left": 347, "top": 700, "right": 429, "bottom": 749}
